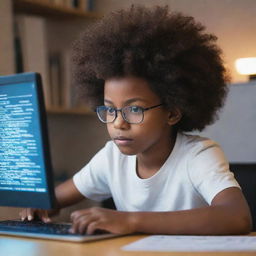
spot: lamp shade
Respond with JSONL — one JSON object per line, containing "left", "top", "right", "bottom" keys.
{"left": 235, "top": 57, "right": 256, "bottom": 75}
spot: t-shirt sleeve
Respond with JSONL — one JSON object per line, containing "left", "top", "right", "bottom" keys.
{"left": 73, "top": 142, "right": 112, "bottom": 202}
{"left": 188, "top": 140, "right": 240, "bottom": 205}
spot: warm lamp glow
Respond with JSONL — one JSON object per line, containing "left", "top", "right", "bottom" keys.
{"left": 235, "top": 57, "right": 256, "bottom": 75}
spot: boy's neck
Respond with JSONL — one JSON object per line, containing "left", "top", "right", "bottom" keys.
{"left": 136, "top": 131, "right": 177, "bottom": 179}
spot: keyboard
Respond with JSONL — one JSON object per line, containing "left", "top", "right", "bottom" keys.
{"left": 0, "top": 220, "right": 73, "bottom": 235}
{"left": 0, "top": 220, "right": 119, "bottom": 242}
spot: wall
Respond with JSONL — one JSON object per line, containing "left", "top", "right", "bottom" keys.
{"left": 95, "top": 0, "right": 256, "bottom": 83}
{"left": 199, "top": 81, "right": 256, "bottom": 163}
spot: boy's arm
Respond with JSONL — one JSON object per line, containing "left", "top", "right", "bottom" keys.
{"left": 130, "top": 187, "right": 252, "bottom": 235}
{"left": 54, "top": 178, "right": 85, "bottom": 209}
{"left": 70, "top": 187, "right": 252, "bottom": 235}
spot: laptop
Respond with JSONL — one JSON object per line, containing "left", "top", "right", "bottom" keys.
{"left": 0, "top": 72, "right": 119, "bottom": 242}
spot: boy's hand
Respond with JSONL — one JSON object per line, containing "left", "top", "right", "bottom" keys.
{"left": 19, "top": 208, "right": 59, "bottom": 223}
{"left": 70, "top": 207, "right": 135, "bottom": 235}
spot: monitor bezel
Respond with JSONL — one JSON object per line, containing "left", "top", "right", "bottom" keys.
{"left": 0, "top": 72, "right": 56, "bottom": 209}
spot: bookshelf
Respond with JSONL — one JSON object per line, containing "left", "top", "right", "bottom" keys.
{"left": 3, "top": 0, "right": 100, "bottom": 115}
{"left": 47, "top": 107, "right": 93, "bottom": 115}
{"left": 13, "top": 0, "right": 101, "bottom": 19}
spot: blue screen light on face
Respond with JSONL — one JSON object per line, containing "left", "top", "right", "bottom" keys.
{"left": 0, "top": 82, "right": 47, "bottom": 192}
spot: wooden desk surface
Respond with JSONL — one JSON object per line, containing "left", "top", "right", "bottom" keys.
{"left": 0, "top": 234, "right": 255, "bottom": 256}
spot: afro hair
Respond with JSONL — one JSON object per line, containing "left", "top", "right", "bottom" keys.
{"left": 72, "top": 5, "right": 229, "bottom": 131}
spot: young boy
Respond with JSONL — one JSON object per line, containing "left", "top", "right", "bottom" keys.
{"left": 20, "top": 5, "right": 252, "bottom": 235}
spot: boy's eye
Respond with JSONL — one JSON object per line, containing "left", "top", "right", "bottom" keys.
{"left": 106, "top": 107, "right": 116, "bottom": 115}
{"left": 129, "top": 106, "right": 142, "bottom": 113}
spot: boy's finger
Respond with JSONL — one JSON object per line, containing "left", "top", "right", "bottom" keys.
{"left": 27, "top": 208, "right": 34, "bottom": 221}
{"left": 27, "top": 215, "right": 33, "bottom": 221}
{"left": 70, "top": 216, "right": 87, "bottom": 234}
{"left": 19, "top": 210, "right": 26, "bottom": 221}
{"left": 86, "top": 221, "right": 99, "bottom": 235}
{"left": 37, "top": 210, "right": 49, "bottom": 222}
{"left": 42, "top": 213, "right": 51, "bottom": 223}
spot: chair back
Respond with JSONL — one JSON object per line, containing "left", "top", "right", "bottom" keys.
{"left": 230, "top": 164, "right": 256, "bottom": 231}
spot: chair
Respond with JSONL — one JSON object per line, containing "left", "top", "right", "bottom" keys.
{"left": 102, "top": 197, "right": 116, "bottom": 210}
{"left": 230, "top": 163, "right": 256, "bottom": 231}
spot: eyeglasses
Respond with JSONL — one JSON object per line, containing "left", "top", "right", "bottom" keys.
{"left": 96, "top": 103, "right": 163, "bottom": 124}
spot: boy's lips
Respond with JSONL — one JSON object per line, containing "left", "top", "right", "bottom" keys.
{"left": 113, "top": 136, "right": 133, "bottom": 146}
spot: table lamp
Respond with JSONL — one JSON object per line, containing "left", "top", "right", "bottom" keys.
{"left": 235, "top": 57, "right": 256, "bottom": 80}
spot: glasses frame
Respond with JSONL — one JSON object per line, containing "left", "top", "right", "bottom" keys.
{"left": 95, "top": 103, "right": 163, "bottom": 124}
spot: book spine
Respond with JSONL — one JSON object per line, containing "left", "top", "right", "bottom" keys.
{"left": 49, "top": 54, "right": 62, "bottom": 107}
{"left": 13, "top": 21, "right": 24, "bottom": 73}
{"left": 87, "top": 0, "right": 94, "bottom": 11}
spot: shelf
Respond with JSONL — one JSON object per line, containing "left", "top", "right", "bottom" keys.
{"left": 46, "top": 107, "right": 94, "bottom": 115}
{"left": 13, "top": 0, "right": 101, "bottom": 19}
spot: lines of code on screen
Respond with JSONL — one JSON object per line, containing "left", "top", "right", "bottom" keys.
{"left": 0, "top": 82, "right": 47, "bottom": 192}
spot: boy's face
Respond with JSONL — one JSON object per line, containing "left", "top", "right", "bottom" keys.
{"left": 104, "top": 77, "right": 176, "bottom": 156}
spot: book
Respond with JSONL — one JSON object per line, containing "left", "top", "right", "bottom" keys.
{"left": 78, "top": 0, "right": 88, "bottom": 11}
{"left": 62, "top": 50, "right": 73, "bottom": 108}
{"left": 49, "top": 53, "right": 62, "bottom": 107}
{"left": 87, "top": 0, "right": 94, "bottom": 11}
{"left": 13, "top": 19, "right": 24, "bottom": 73}
{"left": 79, "top": 0, "right": 94, "bottom": 11}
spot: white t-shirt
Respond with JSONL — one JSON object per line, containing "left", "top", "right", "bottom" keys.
{"left": 73, "top": 133, "right": 240, "bottom": 212}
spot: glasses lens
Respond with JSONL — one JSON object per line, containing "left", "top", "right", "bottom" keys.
{"left": 96, "top": 106, "right": 116, "bottom": 123}
{"left": 123, "top": 106, "right": 143, "bottom": 124}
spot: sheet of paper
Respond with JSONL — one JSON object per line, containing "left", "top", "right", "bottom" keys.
{"left": 122, "top": 235, "right": 256, "bottom": 252}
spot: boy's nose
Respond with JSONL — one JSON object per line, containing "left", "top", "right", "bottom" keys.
{"left": 113, "top": 112, "right": 130, "bottom": 129}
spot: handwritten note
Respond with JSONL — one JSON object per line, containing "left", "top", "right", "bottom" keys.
{"left": 122, "top": 235, "right": 256, "bottom": 252}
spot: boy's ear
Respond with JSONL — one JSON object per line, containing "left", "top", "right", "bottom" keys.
{"left": 167, "top": 108, "right": 182, "bottom": 126}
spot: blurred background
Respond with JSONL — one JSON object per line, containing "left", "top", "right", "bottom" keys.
{"left": 0, "top": 0, "right": 255, "bottom": 220}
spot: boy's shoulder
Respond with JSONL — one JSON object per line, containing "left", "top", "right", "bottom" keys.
{"left": 178, "top": 132, "right": 220, "bottom": 156}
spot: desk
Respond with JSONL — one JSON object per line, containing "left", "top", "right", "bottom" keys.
{"left": 0, "top": 234, "right": 256, "bottom": 256}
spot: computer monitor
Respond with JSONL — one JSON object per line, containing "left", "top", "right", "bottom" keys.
{"left": 0, "top": 72, "right": 55, "bottom": 209}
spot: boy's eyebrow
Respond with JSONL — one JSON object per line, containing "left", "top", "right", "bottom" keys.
{"left": 104, "top": 98, "right": 148, "bottom": 104}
